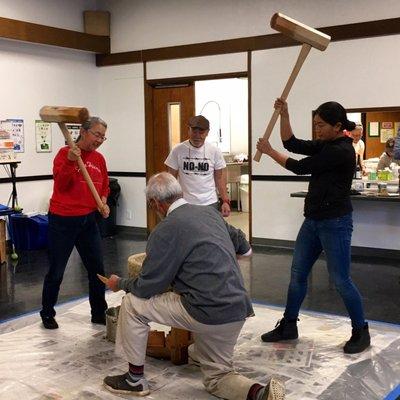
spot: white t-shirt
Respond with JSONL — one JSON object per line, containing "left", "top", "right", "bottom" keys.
{"left": 353, "top": 139, "right": 365, "bottom": 161}
{"left": 165, "top": 140, "right": 226, "bottom": 205}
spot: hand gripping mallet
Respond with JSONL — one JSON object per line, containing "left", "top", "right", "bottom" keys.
{"left": 253, "top": 13, "right": 331, "bottom": 162}
{"left": 39, "top": 106, "right": 105, "bottom": 212}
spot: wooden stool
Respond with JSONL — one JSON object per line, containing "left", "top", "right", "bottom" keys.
{"left": 127, "top": 253, "right": 193, "bottom": 365}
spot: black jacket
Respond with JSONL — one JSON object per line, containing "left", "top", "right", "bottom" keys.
{"left": 284, "top": 135, "right": 355, "bottom": 220}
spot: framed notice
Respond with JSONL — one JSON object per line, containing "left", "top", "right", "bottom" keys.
{"left": 380, "top": 128, "right": 394, "bottom": 143}
{"left": 381, "top": 121, "right": 393, "bottom": 129}
{"left": 368, "top": 121, "right": 380, "bottom": 137}
{"left": 35, "top": 120, "right": 52, "bottom": 152}
{"left": 65, "top": 123, "right": 81, "bottom": 143}
{"left": 395, "top": 122, "right": 400, "bottom": 136}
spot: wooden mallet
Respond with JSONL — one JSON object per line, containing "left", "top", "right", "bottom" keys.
{"left": 39, "top": 106, "right": 105, "bottom": 211}
{"left": 97, "top": 273, "right": 109, "bottom": 285}
{"left": 253, "top": 13, "right": 331, "bottom": 162}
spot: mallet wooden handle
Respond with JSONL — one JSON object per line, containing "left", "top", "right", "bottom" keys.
{"left": 58, "top": 122, "right": 105, "bottom": 211}
{"left": 253, "top": 43, "right": 312, "bottom": 162}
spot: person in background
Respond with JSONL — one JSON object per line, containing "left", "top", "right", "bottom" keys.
{"left": 165, "top": 115, "right": 231, "bottom": 217}
{"left": 349, "top": 123, "right": 367, "bottom": 175}
{"left": 256, "top": 99, "right": 370, "bottom": 354}
{"left": 377, "top": 138, "right": 399, "bottom": 170}
{"left": 40, "top": 117, "right": 110, "bottom": 330}
{"left": 102, "top": 172, "right": 285, "bottom": 400}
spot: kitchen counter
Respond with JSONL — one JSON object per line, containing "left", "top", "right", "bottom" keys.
{"left": 290, "top": 188, "right": 400, "bottom": 250}
{"left": 290, "top": 191, "right": 400, "bottom": 202}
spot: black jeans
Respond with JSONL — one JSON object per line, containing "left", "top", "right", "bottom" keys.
{"left": 41, "top": 212, "right": 107, "bottom": 319}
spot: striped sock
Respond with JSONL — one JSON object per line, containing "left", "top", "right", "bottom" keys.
{"left": 128, "top": 363, "right": 144, "bottom": 382}
{"left": 247, "top": 383, "right": 264, "bottom": 400}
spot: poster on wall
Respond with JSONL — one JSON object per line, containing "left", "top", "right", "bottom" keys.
{"left": 368, "top": 121, "right": 380, "bottom": 137}
{"left": 35, "top": 120, "right": 52, "bottom": 152}
{"left": 65, "top": 123, "right": 81, "bottom": 143}
{"left": 381, "top": 122, "right": 393, "bottom": 129}
{"left": 0, "top": 119, "right": 24, "bottom": 152}
{"left": 380, "top": 128, "right": 394, "bottom": 143}
{"left": 394, "top": 122, "right": 400, "bottom": 136}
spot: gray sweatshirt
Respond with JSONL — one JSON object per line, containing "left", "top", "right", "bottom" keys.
{"left": 118, "top": 203, "right": 253, "bottom": 325}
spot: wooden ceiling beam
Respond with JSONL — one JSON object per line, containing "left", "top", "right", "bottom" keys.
{"left": 96, "top": 17, "right": 400, "bottom": 67}
{"left": 0, "top": 16, "right": 110, "bottom": 53}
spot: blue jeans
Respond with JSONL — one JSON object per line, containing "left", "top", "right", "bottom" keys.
{"left": 284, "top": 213, "right": 366, "bottom": 328}
{"left": 41, "top": 212, "right": 107, "bottom": 319}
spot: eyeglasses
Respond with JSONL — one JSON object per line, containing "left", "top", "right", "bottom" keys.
{"left": 88, "top": 130, "right": 107, "bottom": 141}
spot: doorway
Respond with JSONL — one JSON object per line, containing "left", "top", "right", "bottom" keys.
{"left": 195, "top": 78, "right": 249, "bottom": 238}
{"left": 145, "top": 75, "right": 250, "bottom": 239}
{"left": 145, "top": 83, "right": 195, "bottom": 231}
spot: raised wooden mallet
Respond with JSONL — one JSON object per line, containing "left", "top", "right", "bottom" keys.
{"left": 253, "top": 13, "right": 331, "bottom": 162}
{"left": 39, "top": 106, "right": 105, "bottom": 211}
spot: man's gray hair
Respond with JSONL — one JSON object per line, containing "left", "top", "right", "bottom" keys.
{"left": 145, "top": 172, "right": 183, "bottom": 204}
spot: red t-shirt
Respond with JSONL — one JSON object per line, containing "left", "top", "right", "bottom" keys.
{"left": 49, "top": 146, "right": 110, "bottom": 216}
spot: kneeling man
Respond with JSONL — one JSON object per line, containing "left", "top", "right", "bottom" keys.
{"left": 103, "top": 172, "right": 285, "bottom": 400}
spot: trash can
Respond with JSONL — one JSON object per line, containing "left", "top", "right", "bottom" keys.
{"left": 10, "top": 214, "right": 49, "bottom": 251}
{"left": 97, "top": 177, "right": 121, "bottom": 237}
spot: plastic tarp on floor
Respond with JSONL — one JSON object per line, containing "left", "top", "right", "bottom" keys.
{"left": 0, "top": 291, "right": 399, "bottom": 400}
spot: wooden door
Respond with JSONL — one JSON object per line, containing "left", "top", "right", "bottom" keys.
{"left": 145, "top": 83, "right": 195, "bottom": 232}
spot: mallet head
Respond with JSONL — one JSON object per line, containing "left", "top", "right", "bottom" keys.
{"left": 39, "top": 106, "right": 90, "bottom": 124}
{"left": 271, "top": 13, "right": 331, "bottom": 51}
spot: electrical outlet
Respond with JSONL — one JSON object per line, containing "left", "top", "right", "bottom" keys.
{"left": 126, "top": 210, "right": 132, "bottom": 220}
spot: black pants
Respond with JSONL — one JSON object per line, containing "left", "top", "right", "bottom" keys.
{"left": 41, "top": 212, "right": 107, "bottom": 319}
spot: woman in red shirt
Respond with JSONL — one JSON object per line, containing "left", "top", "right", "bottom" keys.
{"left": 40, "top": 117, "right": 110, "bottom": 329}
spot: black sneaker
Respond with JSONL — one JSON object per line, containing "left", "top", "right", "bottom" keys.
{"left": 261, "top": 318, "right": 298, "bottom": 342}
{"left": 260, "top": 378, "right": 286, "bottom": 400}
{"left": 42, "top": 316, "right": 59, "bottom": 330}
{"left": 103, "top": 372, "right": 150, "bottom": 395}
{"left": 344, "top": 322, "right": 371, "bottom": 354}
{"left": 91, "top": 315, "right": 106, "bottom": 325}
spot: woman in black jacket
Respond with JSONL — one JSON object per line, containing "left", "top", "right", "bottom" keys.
{"left": 256, "top": 99, "right": 370, "bottom": 354}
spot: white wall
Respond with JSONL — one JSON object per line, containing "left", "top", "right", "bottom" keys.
{"left": 97, "top": 64, "right": 147, "bottom": 227}
{"left": 252, "top": 35, "right": 400, "bottom": 247}
{"left": 97, "top": 64, "right": 145, "bottom": 172}
{"left": 0, "top": 0, "right": 97, "bottom": 30}
{"left": 4, "top": 0, "right": 400, "bottom": 244}
{"left": 0, "top": 1, "right": 148, "bottom": 228}
{"left": 99, "top": 0, "right": 400, "bottom": 53}
{"left": 146, "top": 53, "right": 247, "bottom": 80}
{"left": 195, "top": 78, "right": 248, "bottom": 154}
{"left": 0, "top": 39, "right": 100, "bottom": 213}
{"left": 101, "top": 0, "right": 400, "bottom": 245}
{"left": 111, "top": 176, "right": 146, "bottom": 227}
{"left": 0, "top": 0, "right": 104, "bottom": 216}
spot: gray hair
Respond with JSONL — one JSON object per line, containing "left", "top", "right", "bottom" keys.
{"left": 81, "top": 116, "right": 107, "bottom": 130}
{"left": 76, "top": 117, "right": 107, "bottom": 142}
{"left": 145, "top": 172, "right": 183, "bottom": 204}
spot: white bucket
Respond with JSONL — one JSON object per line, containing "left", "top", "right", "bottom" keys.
{"left": 106, "top": 305, "right": 120, "bottom": 342}
{"left": 239, "top": 185, "right": 249, "bottom": 212}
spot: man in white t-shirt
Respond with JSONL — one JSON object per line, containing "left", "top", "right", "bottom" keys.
{"left": 349, "top": 123, "right": 366, "bottom": 175}
{"left": 165, "top": 115, "right": 231, "bottom": 217}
